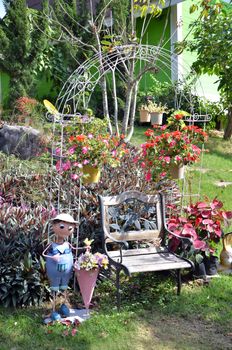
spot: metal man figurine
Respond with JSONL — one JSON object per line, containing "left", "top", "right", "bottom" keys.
{"left": 43, "top": 213, "right": 78, "bottom": 321}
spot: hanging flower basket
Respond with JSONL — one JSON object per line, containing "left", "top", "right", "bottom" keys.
{"left": 150, "top": 112, "right": 163, "bottom": 126}
{"left": 139, "top": 109, "right": 150, "bottom": 123}
{"left": 75, "top": 268, "right": 99, "bottom": 311}
{"left": 169, "top": 163, "right": 185, "bottom": 180}
{"left": 82, "top": 165, "right": 101, "bottom": 184}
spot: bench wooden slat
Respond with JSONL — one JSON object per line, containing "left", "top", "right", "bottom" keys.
{"left": 128, "top": 260, "right": 191, "bottom": 274}
{"left": 106, "top": 229, "right": 160, "bottom": 242}
{"left": 110, "top": 252, "right": 191, "bottom": 273}
{"left": 108, "top": 247, "right": 166, "bottom": 258}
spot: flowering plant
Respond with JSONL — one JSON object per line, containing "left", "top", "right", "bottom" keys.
{"left": 147, "top": 101, "right": 169, "bottom": 113}
{"left": 74, "top": 239, "right": 109, "bottom": 271}
{"left": 139, "top": 101, "right": 168, "bottom": 113}
{"left": 136, "top": 113, "right": 208, "bottom": 181}
{"left": 167, "top": 197, "right": 232, "bottom": 258}
{"left": 55, "top": 132, "right": 128, "bottom": 179}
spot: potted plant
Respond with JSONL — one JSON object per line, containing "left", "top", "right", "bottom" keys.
{"left": 139, "top": 104, "right": 151, "bottom": 123}
{"left": 55, "top": 132, "right": 128, "bottom": 183}
{"left": 147, "top": 101, "right": 169, "bottom": 125}
{"left": 167, "top": 198, "right": 232, "bottom": 276}
{"left": 74, "top": 239, "right": 109, "bottom": 312}
{"left": 136, "top": 121, "right": 208, "bottom": 182}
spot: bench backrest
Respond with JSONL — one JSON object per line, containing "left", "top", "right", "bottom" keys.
{"left": 98, "top": 191, "right": 165, "bottom": 247}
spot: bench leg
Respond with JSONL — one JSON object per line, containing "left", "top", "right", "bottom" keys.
{"left": 116, "top": 268, "right": 121, "bottom": 310}
{"left": 176, "top": 269, "right": 181, "bottom": 295}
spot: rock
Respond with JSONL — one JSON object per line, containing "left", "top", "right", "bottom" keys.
{"left": 0, "top": 124, "right": 42, "bottom": 159}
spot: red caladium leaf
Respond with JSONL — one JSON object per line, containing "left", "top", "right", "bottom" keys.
{"left": 214, "top": 227, "right": 222, "bottom": 237}
{"left": 193, "top": 239, "right": 207, "bottom": 250}
{"left": 201, "top": 210, "right": 211, "bottom": 218}
{"left": 222, "top": 211, "right": 232, "bottom": 220}
{"left": 182, "top": 227, "right": 197, "bottom": 239}
{"left": 197, "top": 202, "right": 208, "bottom": 209}
{"left": 211, "top": 198, "right": 223, "bottom": 210}
{"left": 202, "top": 219, "right": 214, "bottom": 225}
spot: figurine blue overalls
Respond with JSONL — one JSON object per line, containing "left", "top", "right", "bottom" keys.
{"left": 43, "top": 213, "right": 78, "bottom": 321}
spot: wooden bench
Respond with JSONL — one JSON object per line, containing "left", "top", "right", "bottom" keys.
{"left": 98, "top": 190, "right": 193, "bottom": 308}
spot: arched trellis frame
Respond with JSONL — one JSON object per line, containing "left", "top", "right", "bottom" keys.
{"left": 53, "top": 43, "right": 212, "bottom": 216}
{"left": 56, "top": 44, "right": 204, "bottom": 116}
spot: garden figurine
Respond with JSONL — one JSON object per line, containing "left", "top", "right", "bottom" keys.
{"left": 219, "top": 232, "right": 232, "bottom": 270}
{"left": 43, "top": 213, "right": 78, "bottom": 321}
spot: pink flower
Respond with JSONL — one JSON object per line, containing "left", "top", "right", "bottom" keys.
{"left": 82, "top": 146, "right": 89, "bottom": 154}
{"left": 55, "top": 160, "right": 63, "bottom": 172}
{"left": 55, "top": 148, "right": 61, "bottom": 155}
{"left": 163, "top": 156, "right": 170, "bottom": 164}
{"left": 88, "top": 133, "right": 93, "bottom": 139}
{"left": 71, "top": 329, "right": 78, "bottom": 336}
{"left": 71, "top": 173, "right": 79, "bottom": 180}
{"left": 68, "top": 146, "right": 76, "bottom": 154}
{"left": 62, "top": 160, "right": 71, "bottom": 171}
{"left": 169, "top": 140, "right": 176, "bottom": 147}
{"left": 83, "top": 159, "right": 89, "bottom": 165}
{"left": 175, "top": 155, "right": 182, "bottom": 162}
{"left": 141, "top": 161, "right": 146, "bottom": 168}
{"left": 160, "top": 172, "right": 167, "bottom": 177}
{"left": 145, "top": 171, "right": 152, "bottom": 181}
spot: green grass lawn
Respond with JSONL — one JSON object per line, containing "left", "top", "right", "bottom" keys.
{"left": 0, "top": 275, "right": 232, "bottom": 350}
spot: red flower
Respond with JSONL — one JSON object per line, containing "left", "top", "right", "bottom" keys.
{"left": 174, "top": 114, "right": 183, "bottom": 120}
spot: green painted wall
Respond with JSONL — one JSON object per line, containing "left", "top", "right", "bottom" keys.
{"left": 0, "top": 70, "right": 58, "bottom": 107}
{"left": 182, "top": 0, "right": 220, "bottom": 101}
{"left": 136, "top": 8, "right": 171, "bottom": 92}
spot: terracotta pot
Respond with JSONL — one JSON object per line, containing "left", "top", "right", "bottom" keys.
{"left": 82, "top": 165, "right": 101, "bottom": 184}
{"left": 75, "top": 268, "right": 99, "bottom": 310}
{"left": 139, "top": 110, "right": 151, "bottom": 123}
{"left": 169, "top": 163, "right": 185, "bottom": 179}
{"left": 150, "top": 112, "right": 163, "bottom": 125}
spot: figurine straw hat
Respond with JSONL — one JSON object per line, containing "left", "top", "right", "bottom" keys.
{"left": 51, "top": 213, "right": 78, "bottom": 224}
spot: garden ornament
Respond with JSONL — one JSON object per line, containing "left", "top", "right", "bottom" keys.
{"left": 219, "top": 232, "right": 232, "bottom": 271}
{"left": 42, "top": 213, "right": 78, "bottom": 321}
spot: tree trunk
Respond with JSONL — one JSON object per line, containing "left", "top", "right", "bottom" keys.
{"left": 112, "top": 67, "right": 119, "bottom": 136}
{"left": 223, "top": 106, "right": 232, "bottom": 140}
{"left": 125, "top": 79, "right": 140, "bottom": 142}
{"left": 122, "top": 51, "right": 136, "bottom": 135}
{"left": 93, "top": 20, "right": 113, "bottom": 135}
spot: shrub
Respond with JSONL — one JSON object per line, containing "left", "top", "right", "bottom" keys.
{"left": 0, "top": 144, "right": 180, "bottom": 307}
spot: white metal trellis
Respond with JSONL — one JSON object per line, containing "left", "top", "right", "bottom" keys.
{"left": 50, "top": 43, "right": 213, "bottom": 222}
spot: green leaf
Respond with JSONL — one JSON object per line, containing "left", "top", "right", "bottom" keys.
{"left": 189, "top": 4, "right": 198, "bottom": 14}
{"left": 195, "top": 253, "right": 204, "bottom": 264}
{"left": 100, "top": 40, "right": 112, "bottom": 46}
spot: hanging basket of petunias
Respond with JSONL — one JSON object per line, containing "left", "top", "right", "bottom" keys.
{"left": 135, "top": 112, "right": 208, "bottom": 182}
{"left": 55, "top": 132, "right": 129, "bottom": 183}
